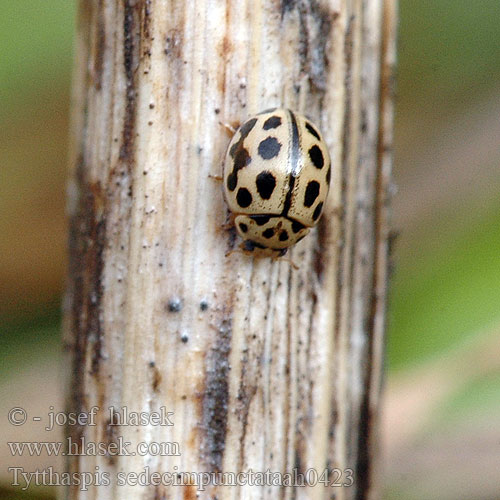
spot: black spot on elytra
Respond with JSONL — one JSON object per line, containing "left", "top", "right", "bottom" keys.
{"left": 306, "top": 122, "right": 321, "bottom": 140}
{"left": 226, "top": 175, "right": 236, "bottom": 191}
{"left": 258, "top": 137, "right": 281, "bottom": 160}
{"left": 263, "top": 116, "right": 282, "bottom": 130}
{"left": 239, "top": 223, "right": 248, "bottom": 233}
{"left": 256, "top": 171, "right": 276, "bottom": 199}
{"left": 229, "top": 141, "right": 239, "bottom": 157}
{"left": 262, "top": 228, "right": 275, "bottom": 238}
{"left": 251, "top": 215, "right": 271, "bottom": 226}
{"left": 234, "top": 148, "right": 251, "bottom": 169}
{"left": 226, "top": 148, "right": 251, "bottom": 191}
{"left": 244, "top": 240, "right": 267, "bottom": 251}
{"left": 226, "top": 118, "right": 257, "bottom": 192}
{"left": 326, "top": 165, "right": 331, "bottom": 184}
{"left": 236, "top": 188, "right": 252, "bottom": 208}
{"left": 279, "top": 230, "right": 289, "bottom": 241}
{"left": 304, "top": 181, "right": 320, "bottom": 207}
{"left": 291, "top": 220, "right": 305, "bottom": 233}
{"left": 309, "top": 145, "right": 324, "bottom": 169}
{"left": 313, "top": 202, "right": 324, "bottom": 221}
{"left": 240, "top": 117, "right": 258, "bottom": 138}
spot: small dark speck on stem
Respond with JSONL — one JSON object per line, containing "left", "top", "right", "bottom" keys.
{"left": 167, "top": 298, "right": 183, "bottom": 312}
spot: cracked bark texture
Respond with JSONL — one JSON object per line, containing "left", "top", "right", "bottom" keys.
{"left": 63, "top": 0, "right": 397, "bottom": 499}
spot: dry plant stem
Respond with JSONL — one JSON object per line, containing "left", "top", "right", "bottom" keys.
{"left": 64, "top": 1, "right": 397, "bottom": 499}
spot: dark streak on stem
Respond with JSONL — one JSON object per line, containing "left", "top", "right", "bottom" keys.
{"left": 68, "top": 170, "right": 106, "bottom": 430}
{"left": 141, "top": 0, "right": 153, "bottom": 50}
{"left": 281, "top": 0, "right": 296, "bottom": 17}
{"left": 281, "top": 0, "right": 335, "bottom": 92}
{"left": 66, "top": 4, "right": 95, "bottom": 494}
{"left": 119, "top": 0, "right": 139, "bottom": 180}
{"left": 202, "top": 316, "right": 232, "bottom": 472}
{"left": 140, "top": 0, "right": 154, "bottom": 78}
{"left": 67, "top": 162, "right": 86, "bottom": 440}
{"left": 150, "top": 363, "right": 162, "bottom": 392}
{"left": 307, "top": 2, "right": 335, "bottom": 91}
{"left": 104, "top": 417, "right": 119, "bottom": 466}
{"left": 68, "top": 2, "right": 142, "bottom": 490}
{"left": 93, "top": 0, "right": 105, "bottom": 90}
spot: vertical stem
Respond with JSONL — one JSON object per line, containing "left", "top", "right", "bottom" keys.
{"left": 64, "top": 1, "right": 397, "bottom": 499}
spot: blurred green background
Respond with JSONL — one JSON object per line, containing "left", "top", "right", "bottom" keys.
{"left": 1, "top": 1, "right": 499, "bottom": 499}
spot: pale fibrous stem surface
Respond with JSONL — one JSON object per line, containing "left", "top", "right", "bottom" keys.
{"left": 64, "top": 1, "right": 397, "bottom": 499}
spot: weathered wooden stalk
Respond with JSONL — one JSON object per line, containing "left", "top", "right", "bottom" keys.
{"left": 63, "top": 0, "right": 396, "bottom": 499}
